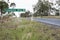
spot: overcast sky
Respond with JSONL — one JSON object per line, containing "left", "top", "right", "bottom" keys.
{"left": 7, "top": 0, "right": 57, "bottom": 12}
{"left": 4, "top": 0, "right": 57, "bottom": 17}
{"left": 4, "top": 0, "right": 38, "bottom": 17}
{"left": 5, "top": 0, "right": 38, "bottom": 12}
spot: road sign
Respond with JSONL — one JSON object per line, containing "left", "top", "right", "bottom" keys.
{"left": 4, "top": 9, "right": 26, "bottom": 12}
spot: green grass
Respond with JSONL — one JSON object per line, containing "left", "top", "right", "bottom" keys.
{"left": 37, "top": 16, "right": 60, "bottom": 19}
{"left": 0, "top": 18, "right": 60, "bottom": 40}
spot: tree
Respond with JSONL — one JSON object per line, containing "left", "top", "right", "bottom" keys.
{"left": 10, "top": 3, "right": 16, "bottom": 16}
{"left": 56, "top": 0, "right": 60, "bottom": 15}
{"left": 33, "top": 0, "right": 51, "bottom": 16}
{"left": 24, "top": 11, "right": 31, "bottom": 17}
{"left": 10, "top": 3, "right": 16, "bottom": 8}
{"left": 0, "top": 1, "right": 9, "bottom": 23}
{"left": 21, "top": 11, "right": 31, "bottom": 17}
{"left": 20, "top": 13, "right": 25, "bottom": 17}
{"left": 39, "top": 1, "right": 51, "bottom": 16}
{"left": 0, "top": 1, "right": 9, "bottom": 15}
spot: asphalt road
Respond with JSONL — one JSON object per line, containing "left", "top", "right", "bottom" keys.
{"left": 32, "top": 18, "right": 60, "bottom": 26}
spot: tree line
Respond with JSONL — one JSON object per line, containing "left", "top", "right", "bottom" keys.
{"left": 33, "top": 0, "right": 60, "bottom": 17}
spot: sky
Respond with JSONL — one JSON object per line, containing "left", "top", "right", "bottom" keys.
{"left": 4, "top": 0, "right": 38, "bottom": 17}
{"left": 4, "top": 0, "right": 58, "bottom": 17}
{"left": 49, "top": 0, "right": 56, "bottom": 3}
{"left": 5, "top": 0, "right": 38, "bottom": 12}
{"left": 8, "top": 0, "right": 57, "bottom": 12}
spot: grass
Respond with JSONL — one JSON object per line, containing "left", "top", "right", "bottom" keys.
{"left": 37, "top": 16, "right": 60, "bottom": 19}
{"left": 43, "top": 16, "right": 60, "bottom": 19}
{"left": 0, "top": 18, "right": 60, "bottom": 40}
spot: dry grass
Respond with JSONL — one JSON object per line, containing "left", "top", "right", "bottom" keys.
{"left": 41, "top": 16, "right": 60, "bottom": 19}
{"left": 0, "top": 18, "right": 60, "bottom": 40}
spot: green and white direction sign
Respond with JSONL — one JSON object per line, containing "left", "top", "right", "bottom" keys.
{"left": 4, "top": 9, "right": 26, "bottom": 12}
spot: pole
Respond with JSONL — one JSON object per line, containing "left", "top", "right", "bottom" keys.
{"left": 31, "top": 13, "right": 33, "bottom": 21}
{"left": 1, "top": 1, "right": 3, "bottom": 23}
{"left": 59, "top": 8, "right": 60, "bottom": 16}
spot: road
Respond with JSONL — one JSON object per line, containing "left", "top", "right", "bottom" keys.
{"left": 30, "top": 18, "right": 60, "bottom": 26}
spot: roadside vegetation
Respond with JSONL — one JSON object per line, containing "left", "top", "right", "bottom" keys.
{"left": 0, "top": 18, "right": 60, "bottom": 40}
{"left": 36, "top": 16, "right": 60, "bottom": 19}
{"left": 42, "top": 16, "right": 60, "bottom": 19}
